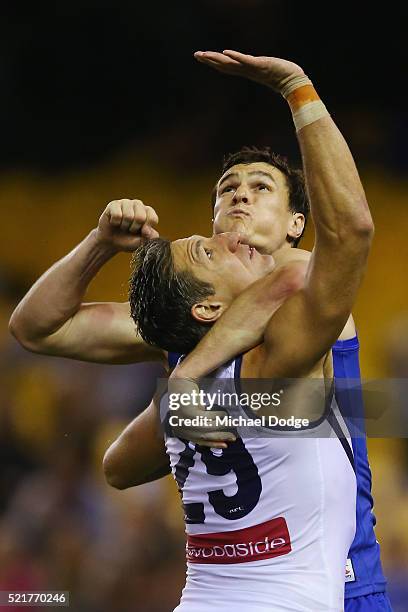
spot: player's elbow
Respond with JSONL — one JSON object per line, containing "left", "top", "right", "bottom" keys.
{"left": 320, "top": 198, "right": 375, "bottom": 248}
{"left": 103, "top": 443, "right": 145, "bottom": 490}
{"left": 344, "top": 218, "right": 374, "bottom": 264}
{"left": 103, "top": 446, "right": 129, "bottom": 490}
{"left": 330, "top": 212, "right": 374, "bottom": 263}
{"left": 9, "top": 309, "right": 23, "bottom": 341}
{"left": 350, "top": 209, "right": 375, "bottom": 241}
{"left": 8, "top": 311, "right": 39, "bottom": 352}
{"left": 343, "top": 198, "right": 375, "bottom": 243}
{"left": 9, "top": 308, "right": 67, "bottom": 356}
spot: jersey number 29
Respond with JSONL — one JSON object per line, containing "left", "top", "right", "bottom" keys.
{"left": 174, "top": 438, "right": 262, "bottom": 524}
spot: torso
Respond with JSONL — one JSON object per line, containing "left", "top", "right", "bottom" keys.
{"left": 163, "top": 356, "right": 356, "bottom": 612}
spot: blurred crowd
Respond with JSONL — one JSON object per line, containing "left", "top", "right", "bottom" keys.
{"left": 0, "top": 278, "right": 187, "bottom": 611}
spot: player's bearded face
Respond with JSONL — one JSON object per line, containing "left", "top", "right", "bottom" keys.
{"left": 212, "top": 162, "right": 295, "bottom": 255}
{"left": 171, "top": 232, "right": 275, "bottom": 313}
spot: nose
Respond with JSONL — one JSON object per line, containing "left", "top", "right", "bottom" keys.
{"left": 232, "top": 185, "right": 249, "bottom": 205}
{"left": 215, "top": 232, "right": 241, "bottom": 253}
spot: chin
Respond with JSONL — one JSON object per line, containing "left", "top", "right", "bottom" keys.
{"left": 216, "top": 217, "right": 250, "bottom": 236}
{"left": 251, "top": 236, "right": 279, "bottom": 256}
{"left": 238, "top": 232, "right": 271, "bottom": 255}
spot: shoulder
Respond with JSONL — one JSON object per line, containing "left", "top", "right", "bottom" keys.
{"left": 273, "top": 247, "right": 311, "bottom": 267}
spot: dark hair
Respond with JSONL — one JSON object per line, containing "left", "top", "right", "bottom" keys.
{"left": 129, "top": 238, "right": 214, "bottom": 354}
{"left": 211, "top": 145, "right": 309, "bottom": 247}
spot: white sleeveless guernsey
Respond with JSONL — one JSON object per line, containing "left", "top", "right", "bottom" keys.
{"left": 163, "top": 357, "right": 356, "bottom": 612}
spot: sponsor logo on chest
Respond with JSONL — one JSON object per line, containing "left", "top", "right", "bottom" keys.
{"left": 186, "top": 517, "right": 291, "bottom": 564}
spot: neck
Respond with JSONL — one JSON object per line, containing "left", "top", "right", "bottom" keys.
{"left": 270, "top": 240, "right": 293, "bottom": 262}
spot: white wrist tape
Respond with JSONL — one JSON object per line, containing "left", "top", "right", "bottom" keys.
{"left": 292, "top": 100, "right": 329, "bottom": 132}
{"left": 281, "top": 74, "right": 329, "bottom": 132}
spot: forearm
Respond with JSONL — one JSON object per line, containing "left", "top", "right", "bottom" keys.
{"left": 104, "top": 441, "right": 170, "bottom": 488}
{"left": 174, "top": 262, "right": 305, "bottom": 379}
{"left": 9, "top": 229, "right": 117, "bottom": 347}
{"left": 295, "top": 111, "right": 373, "bottom": 238}
{"left": 282, "top": 78, "right": 374, "bottom": 315}
{"left": 103, "top": 403, "right": 170, "bottom": 489}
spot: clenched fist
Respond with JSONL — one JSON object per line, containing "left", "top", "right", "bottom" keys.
{"left": 96, "top": 199, "right": 159, "bottom": 252}
{"left": 194, "top": 49, "right": 305, "bottom": 94}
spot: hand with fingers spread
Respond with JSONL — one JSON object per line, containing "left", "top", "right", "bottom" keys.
{"left": 194, "top": 49, "right": 306, "bottom": 95}
{"left": 167, "top": 374, "right": 236, "bottom": 449}
{"left": 96, "top": 198, "right": 159, "bottom": 253}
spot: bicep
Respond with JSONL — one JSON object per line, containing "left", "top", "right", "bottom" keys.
{"left": 260, "top": 289, "right": 348, "bottom": 378}
{"left": 304, "top": 236, "right": 369, "bottom": 324}
{"left": 39, "top": 301, "right": 167, "bottom": 364}
{"left": 261, "top": 240, "right": 367, "bottom": 377}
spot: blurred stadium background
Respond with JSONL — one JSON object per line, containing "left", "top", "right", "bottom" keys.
{"left": 1, "top": 2, "right": 407, "bottom": 610}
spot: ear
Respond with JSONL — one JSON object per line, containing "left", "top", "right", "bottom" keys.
{"left": 191, "top": 299, "right": 225, "bottom": 324}
{"left": 287, "top": 212, "right": 305, "bottom": 242}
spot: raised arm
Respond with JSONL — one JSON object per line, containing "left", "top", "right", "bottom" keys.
{"left": 194, "top": 51, "right": 372, "bottom": 377}
{"left": 9, "top": 199, "right": 166, "bottom": 364}
{"left": 263, "top": 64, "right": 372, "bottom": 374}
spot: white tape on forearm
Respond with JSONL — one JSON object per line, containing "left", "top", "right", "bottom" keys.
{"left": 292, "top": 100, "right": 329, "bottom": 132}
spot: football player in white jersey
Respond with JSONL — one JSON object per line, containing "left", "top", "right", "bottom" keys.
{"left": 124, "top": 52, "right": 374, "bottom": 611}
